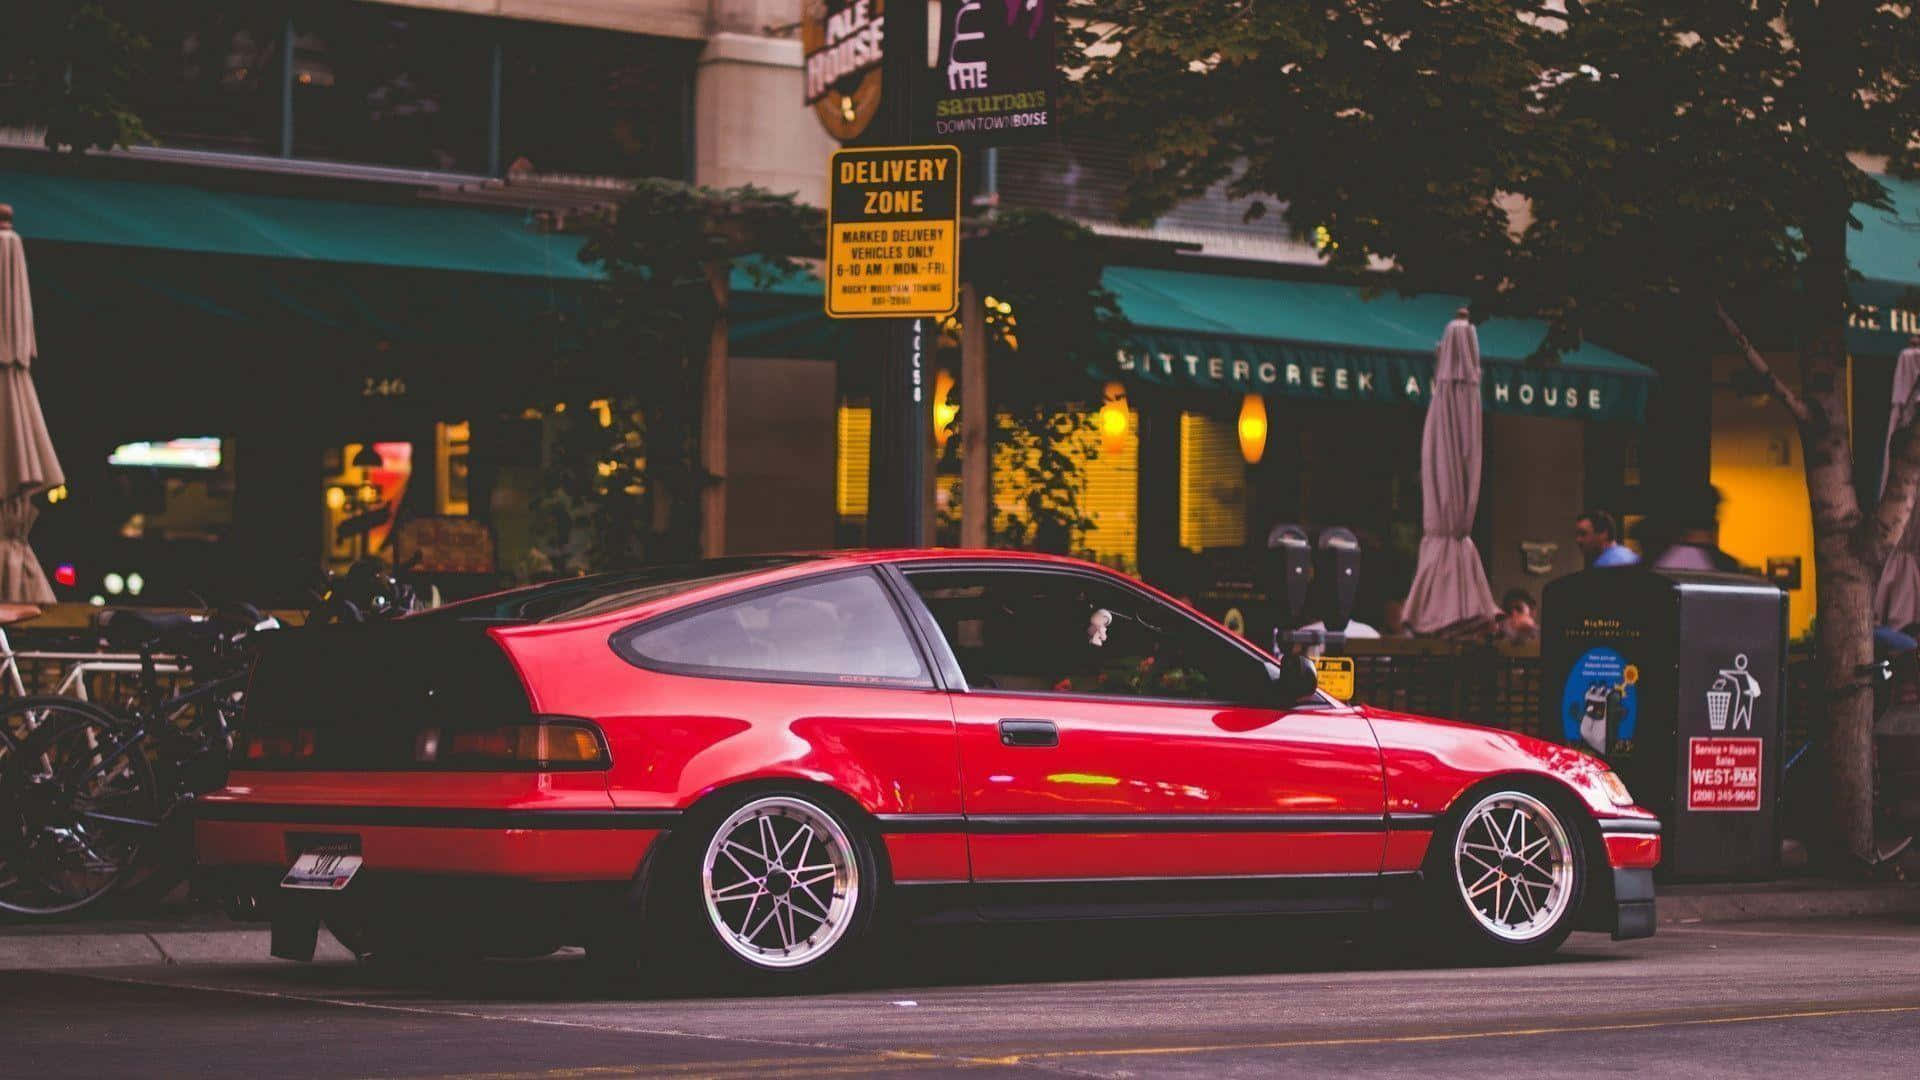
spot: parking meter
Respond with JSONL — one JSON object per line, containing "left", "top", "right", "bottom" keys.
{"left": 1316, "top": 527, "right": 1361, "bottom": 631}
{"left": 1264, "top": 523, "right": 1312, "bottom": 624}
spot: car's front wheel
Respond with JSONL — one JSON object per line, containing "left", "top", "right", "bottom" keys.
{"left": 623, "top": 788, "right": 881, "bottom": 987}
{"left": 1428, "top": 785, "right": 1588, "bottom": 960}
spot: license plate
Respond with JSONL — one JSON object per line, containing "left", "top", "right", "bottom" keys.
{"left": 281, "top": 850, "right": 363, "bottom": 891}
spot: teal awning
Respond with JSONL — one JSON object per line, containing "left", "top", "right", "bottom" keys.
{"left": 1848, "top": 173, "right": 1920, "bottom": 356}
{"left": 0, "top": 167, "right": 597, "bottom": 279}
{"left": 0, "top": 167, "right": 831, "bottom": 358}
{"left": 1102, "top": 267, "right": 1655, "bottom": 423}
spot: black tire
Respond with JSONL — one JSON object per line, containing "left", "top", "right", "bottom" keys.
{"left": 1421, "top": 781, "right": 1590, "bottom": 961}
{"left": 623, "top": 787, "right": 883, "bottom": 989}
{"left": 0, "top": 698, "right": 161, "bottom": 918}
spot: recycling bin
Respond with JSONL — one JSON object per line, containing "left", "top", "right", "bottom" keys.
{"left": 1542, "top": 568, "right": 1787, "bottom": 881}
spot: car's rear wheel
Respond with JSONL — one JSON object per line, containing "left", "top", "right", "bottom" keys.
{"left": 1428, "top": 785, "right": 1587, "bottom": 960}
{"left": 625, "top": 788, "right": 880, "bottom": 987}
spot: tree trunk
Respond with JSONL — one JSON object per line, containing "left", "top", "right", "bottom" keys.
{"left": 1798, "top": 199, "right": 1876, "bottom": 864}
{"left": 1804, "top": 407, "right": 1877, "bottom": 863}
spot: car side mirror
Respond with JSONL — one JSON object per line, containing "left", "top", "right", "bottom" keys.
{"left": 1267, "top": 653, "right": 1320, "bottom": 705}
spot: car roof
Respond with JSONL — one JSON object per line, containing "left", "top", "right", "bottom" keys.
{"left": 474, "top": 549, "right": 1139, "bottom": 636}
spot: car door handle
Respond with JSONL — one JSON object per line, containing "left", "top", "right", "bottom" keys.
{"left": 998, "top": 719, "right": 1059, "bottom": 748}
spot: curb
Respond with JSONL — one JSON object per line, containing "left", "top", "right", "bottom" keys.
{"left": 1659, "top": 882, "right": 1920, "bottom": 925}
{"left": 0, "top": 928, "right": 353, "bottom": 970}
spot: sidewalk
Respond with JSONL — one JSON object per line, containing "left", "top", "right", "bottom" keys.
{"left": 0, "top": 901, "right": 354, "bottom": 969}
{"left": 4, "top": 876, "right": 1918, "bottom": 972}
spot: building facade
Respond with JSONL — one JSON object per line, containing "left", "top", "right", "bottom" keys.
{"left": 2, "top": 0, "right": 1664, "bottom": 625}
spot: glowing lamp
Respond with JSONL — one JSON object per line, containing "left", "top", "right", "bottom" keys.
{"left": 1096, "top": 382, "right": 1131, "bottom": 454}
{"left": 325, "top": 486, "right": 348, "bottom": 511}
{"left": 932, "top": 370, "right": 959, "bottom": 449}
{"left": 1238, "top": 393, "right": 1268, "bottom": 465}
{"left": 54, "top": 564, "right": 77, "bottom": 588}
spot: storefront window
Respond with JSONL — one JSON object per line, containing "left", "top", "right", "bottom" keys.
{"left": 322, "top": 441, "right": 413, "bottom": 570}
{"left": 498, "top": 23, "right": 695, "bottom": 179}
{"left": 126, "top": 3, "right": 286, "bottom": 156}
{"left": 835, "top": 403, "right": 871, "bottom": 538}
{"left": 436, "top": 420, "right": 471, "bottom": 516}
{"left": 1076, "top": 409, "right": 1139, "bottom": 572}
{"left": 1179, "top": 412, "right": 1247, "bottom": 551}
{"left": 289, "top": 2, "right": 491, "bottom": 172}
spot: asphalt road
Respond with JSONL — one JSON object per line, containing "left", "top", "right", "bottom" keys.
{"left": 5, "top": 913, "right": 1920, "bottom": 1079}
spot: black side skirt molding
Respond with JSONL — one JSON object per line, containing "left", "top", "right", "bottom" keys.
{"left": 193, "top": 804, "right": 682, "bottom": 830}
{"left": 876, "top": 813, "right": 1438, "bottom": 835}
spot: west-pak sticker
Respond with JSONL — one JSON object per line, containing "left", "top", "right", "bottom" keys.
{"left": 1687, "top": 737, "right": 1763, "bottom": 812}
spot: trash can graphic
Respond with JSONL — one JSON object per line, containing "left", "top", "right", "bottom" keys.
{"left": 1543, "top": 568, "right": 1785, "bottom": 880}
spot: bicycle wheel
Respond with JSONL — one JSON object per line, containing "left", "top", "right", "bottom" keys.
{"left": 0, "top": 698, "right": 161, "bottom": 917}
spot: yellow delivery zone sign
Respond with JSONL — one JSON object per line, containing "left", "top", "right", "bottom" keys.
{"left": 1314, "top": 656, "right": 1356, "bottom": 702}
{"left": 826, "top": 145, "right": 961, "bottom": 319}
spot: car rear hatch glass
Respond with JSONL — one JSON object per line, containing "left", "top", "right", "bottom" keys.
{"left": 238, "top": 620, "right": 536, "bottom": 770}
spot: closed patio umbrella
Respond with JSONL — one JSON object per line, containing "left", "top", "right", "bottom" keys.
{"left": 1876, "top": 336, "right": 1920, "bottom": 629}
{"left": 0, "top": 205, "right": 64, "bottom": 604}
{"left": 1403, "top": 309, "right": 1499, "bottom": 634}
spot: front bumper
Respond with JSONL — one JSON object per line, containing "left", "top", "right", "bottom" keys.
{"left": 1595, "top": 816, "right": 1661, "bottom": 940}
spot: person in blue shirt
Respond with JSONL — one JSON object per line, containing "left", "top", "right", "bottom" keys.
{"left": 1575, "top": 509, "right": 1641, "bottom": 568}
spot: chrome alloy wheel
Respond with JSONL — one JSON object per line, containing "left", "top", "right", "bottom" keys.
{"left": 1452, "top": 791, "right": 1575, "bottom": 942}
{"left": 700, "top": 796, "right": 859, "bottom": 969}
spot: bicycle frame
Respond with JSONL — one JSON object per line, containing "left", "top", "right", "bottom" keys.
{"left": 0, "top": 626, "right": 187, "bottom": 702}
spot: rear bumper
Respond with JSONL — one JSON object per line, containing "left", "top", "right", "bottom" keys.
{"left": 193, "top": 802, "right": 670, "bottom": 882}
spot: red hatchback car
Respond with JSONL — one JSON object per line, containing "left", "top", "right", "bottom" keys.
{"left": 196, "top": 551, "right": 1659, "bottom": 980}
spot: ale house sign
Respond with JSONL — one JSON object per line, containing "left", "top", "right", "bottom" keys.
{"left": 803, "top": 0, "right": 887, "bottom": 141}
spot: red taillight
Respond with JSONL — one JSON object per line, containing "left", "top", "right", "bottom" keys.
{"left": 242, "top": 728, "right": 316, "bottom": 763}
{"left": 417, "top": 719, "right": 607, "bottom": 770}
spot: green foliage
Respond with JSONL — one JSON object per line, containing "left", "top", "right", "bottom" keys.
{"left": 524, "top": 400, "right": 648, "bottom": 578}
{"left": 965, "top": 210, "right": 1129, "bottom": 553}
{"left": 567, "top": 180, "right": 821, "bottom": 568}
{"left": 1063, "top": 1, "right": 1920, "bottom": 342}
{"left": 0, "top": 2, "right": 151, "bottom": 152}
{"left": 992, "top": 408, "right": 1100, "bottom": 553}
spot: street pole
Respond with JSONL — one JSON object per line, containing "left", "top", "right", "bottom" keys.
{"left": 861, "top": 0, "right": 931, "bottom": 548}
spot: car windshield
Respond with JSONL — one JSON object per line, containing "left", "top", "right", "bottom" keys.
{"left": 415, "top": 555, "right": 821, "bottom": 625}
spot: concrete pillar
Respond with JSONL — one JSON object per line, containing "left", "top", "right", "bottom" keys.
{"left": 694, "top": 4, "right": 839, "bottom": 202}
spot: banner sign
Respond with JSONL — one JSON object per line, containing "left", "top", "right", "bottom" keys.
{"left": 802, "top": 0, "right": 887, "bottom": 141}
{"left": 1102, "top": 332, "right": 1651, "bottom": 423}
{"left": 932, "top": 0, "right": 1058, "bottom": 145}
{"left": 826, "top": 146, "right": 962, "bottom": 318}
{"left": 1848, "top": 279, "right": 1920, "bottom": 357}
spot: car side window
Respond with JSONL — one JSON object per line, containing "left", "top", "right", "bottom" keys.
{"left": 615, "top": 571, "right": 931, "bottom": 687}
{"left": 904, "top": 569, "right": 1268, "bottom": 703}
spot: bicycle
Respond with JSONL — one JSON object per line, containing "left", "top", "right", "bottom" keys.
{"left": 0, "top": 606, "right": 273, "bottom": 917}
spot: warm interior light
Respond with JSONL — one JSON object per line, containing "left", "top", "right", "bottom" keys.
{"left": 1238, "top": 393, "right": 1268, "bottom": 465}
{"left": 1096, "top": 382, "right": 1131, "bottom": 454}
{"left": 932, "top": 370, "right": 959, "bottom": 449}
{"left": 325, "top": 486, "right": 347, "bottom": 511}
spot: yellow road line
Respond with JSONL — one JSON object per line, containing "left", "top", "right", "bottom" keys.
{"left": 416, "top": 1053, "right": 965, "bottom": 1080}
{"left": 970, "top": 1002, "right": 1920, "bottom": 1064}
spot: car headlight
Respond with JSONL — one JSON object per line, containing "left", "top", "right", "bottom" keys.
{"left": 1596, "top": 768, "right": 1636, "bottom": 807}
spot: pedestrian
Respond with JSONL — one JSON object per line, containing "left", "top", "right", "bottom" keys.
{"left": 1651, "top": 485, "right": 1744, "bottom": 572}
{"left": 1574, "top": 509, "right": 1640, "bottom": 568}
{"left": 1493, "top": 588, "right": 1539, "bottom": 645}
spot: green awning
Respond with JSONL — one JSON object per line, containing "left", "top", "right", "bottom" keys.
{"left": 0, "top": 167, "right": 832, "bottom": 359}
{"left": 0, "top": 167, "right": 597, "bottom": 279}
{"left": 1102, "top": 267, "right": 1655, "bottom": 423}
{"left": 1848, "top": 173, "right": 1920, "bottom": 356}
